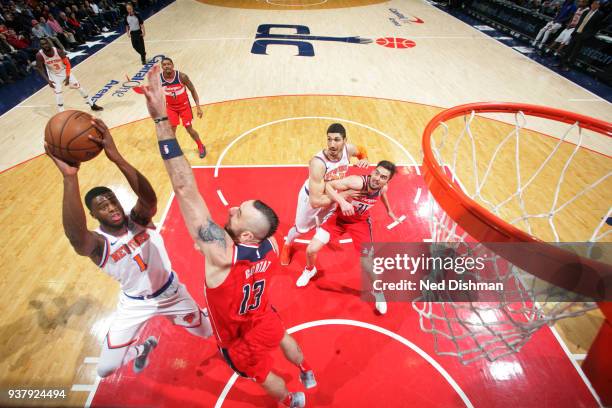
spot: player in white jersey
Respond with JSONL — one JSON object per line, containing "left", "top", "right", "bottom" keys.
{"left": 280, "top": 123, "right": 369, "bottom": 267}
{"left": 297, "top": 161, "right": 399, "bottom": 314}
{"left": 35, "top": 38, "right": 103, "bottom": 112}
{"left": 45, "top": 118, "right": 211, "bottom": 378}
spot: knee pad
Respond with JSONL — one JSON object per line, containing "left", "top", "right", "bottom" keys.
{"left": 313, "top": 228, "right": 330, "bottom": 245}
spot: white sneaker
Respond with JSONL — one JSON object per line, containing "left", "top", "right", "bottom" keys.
{"left": 296, "top": 267, "right": 317, "bottom": 287}
{"left": 289, "top": 392, "right": 305, "bottom": 408}
{"left": 299, "top": 370, "right": 317, "bottom": 389}
{"left": 372, "top": 291, "right": 387, "bottom": 315}
{"left": 133, "top": 336, "right": 158, "bottom": 373}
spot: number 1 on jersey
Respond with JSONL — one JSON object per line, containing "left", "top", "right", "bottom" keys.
{"left": 239, "top": 280, "right": 265, "bottom": 315}
{"left": 133, "top": 254, "right": 148, "bottom": 272}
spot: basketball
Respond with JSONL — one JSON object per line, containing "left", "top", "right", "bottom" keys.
{"left": 44, "top": 110, "right": 103, "bottom": 163}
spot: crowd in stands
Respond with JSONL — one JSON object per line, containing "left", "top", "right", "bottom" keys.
{"left": 0, "top": 0, "right": 156, "bottom": 87}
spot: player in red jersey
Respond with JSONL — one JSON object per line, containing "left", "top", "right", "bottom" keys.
{"left": 296, "top": 161, "right": 399, "bottom": 315}
{"left": 160, "top": 57, "right": 207, "bottom": 158}
{"left": 141, "top": 65, "right": 314, "bottom": 408}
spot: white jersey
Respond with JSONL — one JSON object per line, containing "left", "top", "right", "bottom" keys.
{"left": 300, "top": 145, "right": 350, "bottom": 192}
{"left": 96, "top": 217, "right": 173, "bottom": 297}
{"left": 39, "top": 47, "right": 66, "bottom": 77}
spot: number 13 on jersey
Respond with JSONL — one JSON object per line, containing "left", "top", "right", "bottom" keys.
{"left": 239, "top": 280, "right": 265, "bottom": 315}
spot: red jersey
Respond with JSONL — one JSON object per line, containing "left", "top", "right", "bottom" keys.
{"left": 341, "top": 175, "right": 382, "bottom": 222}
{"left": 204, "top": 239, "right": 279, "bottom": 347}
{"left": 160, "top": 70, "right": 190, "bottom": 108}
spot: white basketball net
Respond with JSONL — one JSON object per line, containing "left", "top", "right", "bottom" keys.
{"left": 412, "top": 109, "right": 611, "bottom": 364}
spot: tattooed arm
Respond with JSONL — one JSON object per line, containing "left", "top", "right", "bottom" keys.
{"left": 142, "top": 65, "right": 233, "bottom": 275}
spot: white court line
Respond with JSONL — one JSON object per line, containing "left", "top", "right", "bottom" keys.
{"left": 387, "top": 214, "right": 406, "bottom": 230}
{"left": 214, "top": 319, "right": 473, "bottom": 408}
{"left": 71, "top": 384, "right": 95, "bottom": 392}
{"left": 141, "top": 37, "right": 251, "bottom": 43}
{"left": 213, "top": 116, "right": 420, "bottom": 178}
{"left": 83, "top": 357, "right": 99, "bottom": 364}
{"left": 216, "top": 189, "right": 228, "bottom": 206}
{"left": 572, "top": 353, "right": 587, "bottom": 361}
{"left": 413, "top": 187, "right": 422, "bottom": 204}
{"left": 548, "top": 325, "right": 602, "bottom": 406}
{"left": 14, "top": 104, "right": 52, "bottom": 108}
{"left": 84, "top": 376, "right": 101, "bottom": 408}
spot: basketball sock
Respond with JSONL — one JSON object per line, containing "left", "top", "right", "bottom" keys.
{"left": 55, "top": 92, "right": 64, "bottom": 110}
{"left": 78, "top": 88, "right": 93, "bottom": 106}
{"left": 298, "top": 360, "right": 312, "bottom": 373}
{"left": 194, "top": 138, "right": 205, "bottom": 152}
{"left": 286, "top": 226, "right": 298, "bottom": 244}
{"left": 57, "top": 104, "right": 65, "bottom": 112}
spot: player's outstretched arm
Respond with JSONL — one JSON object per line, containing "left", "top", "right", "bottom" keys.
{"left": 325, "top": 176, "right": 363, "bottom": 217}
{"left": 141, "top": 65, "right": 233, "bottom": 262}
{"left": 45, "top": 145, "right": 105, "bottom": 263}
{"left": 180, "top": 72, "right": 203, "bottom": 118}
{"left": 347, "top": 143, "right": 369, "bottom": 168}
{"left": 308, "top": 158, "right": 334, "bottom": 208}
{"left": 89, "top": 118, "right": 157, "bottom": 224}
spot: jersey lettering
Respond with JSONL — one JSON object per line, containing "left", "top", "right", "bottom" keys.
{"left": 238, "top": 280, "right": 266, "bottom": 315}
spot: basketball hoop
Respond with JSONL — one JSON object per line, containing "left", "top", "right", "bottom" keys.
{"left": 414, "top": 102, "right": 611, "bottom": 401}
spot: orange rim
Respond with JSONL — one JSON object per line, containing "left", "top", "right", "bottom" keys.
{"left": 422, "top": 102, "right": 612, "bottom": 298}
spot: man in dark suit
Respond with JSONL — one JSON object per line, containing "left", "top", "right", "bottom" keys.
{"left": 558, "top": 0, "right": 607, "bottom": 70}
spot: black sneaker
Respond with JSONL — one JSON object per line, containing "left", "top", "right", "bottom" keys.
{"left": 91, "top": 104, "right": 104, "bottom": 111}
{"left": 199, "top": 146, "right": 207, "bottom": 159}
{"left": 133, "top": 336, "right": 158, "bottom": 373}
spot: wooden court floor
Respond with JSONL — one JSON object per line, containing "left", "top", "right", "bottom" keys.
{"left": 0, "top": 0, "right": 610, "bottom": 406}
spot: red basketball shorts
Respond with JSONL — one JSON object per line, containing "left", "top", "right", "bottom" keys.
{"left": 323, "top": 213, "right": 374, "bottom": 252}
{"left": 222, "top": 311, "right": 285, "bottom": 383}
{"left": 167, "top": 104, "right": 193, "bottom": 127}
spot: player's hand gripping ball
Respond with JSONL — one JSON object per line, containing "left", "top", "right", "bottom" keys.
{"left": 44, "top": 110, "right": 103, "bottom": 164}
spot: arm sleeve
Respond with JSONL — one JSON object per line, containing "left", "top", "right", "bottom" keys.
{"left": 62, "top": 56, "right": 71, "bottom": 76}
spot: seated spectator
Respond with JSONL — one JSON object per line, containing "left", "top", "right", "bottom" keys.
{"left": 0, "top": 24, "right": 33, "bottom": 51}
{"left": 97, "top": 0, "right": 121, "bottom": 25}
{"left": 70, "top": 4, "right": 100, "bottom": 37}
{"left": 548, "top": 0, "right": 590, "bottom": 55}
{"left": 31, "top": 18, "right": 64, "bottom": 50}
{"left": 558, "top": 0, "right": 607, "bottom": 70}
{"left": 58, "top": 12, "right": 85, "bottom": 44}
{"left": 39, "top": 16, "right": 73, "bottom": 50}
{"left": 84, "top": 1, "right": 110, "bottom": 31}
{"left": 0, "top": 32, "right": 33, "bottom": 67}
{"left": 540, "top": 0, "right": 564, "bottom": 16}
{"left": 46, "top": 14, "right": 79, "bottom": 47}
{"left": 0, "top": 51, "right": 27, "bottom": 84}
{"left": 532, "top": 0, "right": 576, "bottom": 48}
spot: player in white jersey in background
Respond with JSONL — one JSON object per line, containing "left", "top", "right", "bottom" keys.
{"left": 45, "top": 118, "right": 211, "bottom": 378}
{"left": 280, "top": 123, "right": 369, "bottom": 273}
{"left": 35, "top": 38, "right": 103, "bottom": 112}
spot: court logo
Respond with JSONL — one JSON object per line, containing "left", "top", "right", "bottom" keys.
{"left": 252, "top": 24, "right": 372, "bottom": 57}
{"left": 387, "top": 8, "right": 424, "bottom": 27}
{"left": 92, "top": 54, "right": 165, "bottom": 102}
{"left": 251, "top": 24, "right": 416, "bottom": 57}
